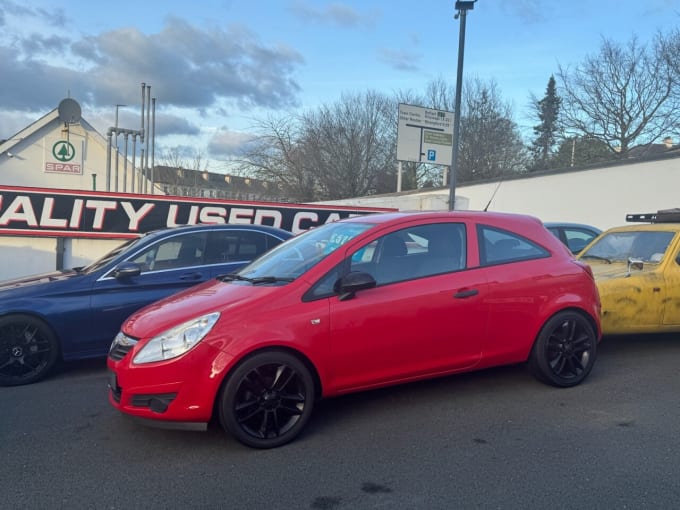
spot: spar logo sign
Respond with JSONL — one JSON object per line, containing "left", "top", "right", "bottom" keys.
{"left": 45, "top": 140, "right": 82, "bottom": 175}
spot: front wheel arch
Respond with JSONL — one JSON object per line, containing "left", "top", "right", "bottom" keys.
{"left": 215, "top": 347, "right": 322, "bottom": 448}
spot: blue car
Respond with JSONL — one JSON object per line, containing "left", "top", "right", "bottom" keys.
{"left": 0, "top": 224, "right": 293, "bottom": 386}
{"left": 544, "top": 222, "right": 602, "bottom": 255}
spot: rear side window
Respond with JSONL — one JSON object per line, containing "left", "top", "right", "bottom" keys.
{"left": 478, "top": 225, "right": 549, "bottom": 266}
{"left": 204, "top": 231, "right": 279, "bottom": 264}
{"left": 563, "top": 228, "right": 598, "bottom": 254}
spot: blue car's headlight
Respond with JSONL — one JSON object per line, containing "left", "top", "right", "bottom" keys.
{"left": 133, "top": 312, "right": 220, "bottom": 364}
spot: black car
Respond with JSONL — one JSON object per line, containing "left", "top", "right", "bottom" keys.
{"left": 0, "top": 223, "right": 293, "bottom": 386}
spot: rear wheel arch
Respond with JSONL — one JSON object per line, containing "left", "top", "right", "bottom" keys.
{"left": 527, "top": 308, "right": 598, "bottom": 387}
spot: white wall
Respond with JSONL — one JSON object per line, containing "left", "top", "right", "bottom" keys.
{"left": 0, "top": 237, "right": 58, "bottom": 280}
{"left": 317, "top": 156, "right": 680, "bottom": 231}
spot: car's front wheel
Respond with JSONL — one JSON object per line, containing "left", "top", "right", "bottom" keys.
{"left": 218, "top": 350, "right": 315, "bottom": 448}
{"left": 528, "top": 311, "right": 597, "bottom": 387}
{"left": 0, "top": 314, "right": 60, "bottom": 386}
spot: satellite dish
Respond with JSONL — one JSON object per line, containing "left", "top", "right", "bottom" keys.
{"left": 58, "top": 98, "right": 82, "bottom": 124}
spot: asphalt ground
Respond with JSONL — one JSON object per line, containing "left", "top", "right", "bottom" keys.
{"left": 2, "top": 333, "right": 680, "bottom": 509}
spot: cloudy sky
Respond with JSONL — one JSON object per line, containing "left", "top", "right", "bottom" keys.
{"left": 1, "top": 0, "right": 679, "bottom": 171}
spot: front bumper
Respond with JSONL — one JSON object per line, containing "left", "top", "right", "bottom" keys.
{"left": 107, "top": 340, "right": 233, "bottom": 425}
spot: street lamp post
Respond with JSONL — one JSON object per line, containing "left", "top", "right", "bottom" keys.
{"left": 448, "top": 0, "right": 476, "bottom": 211}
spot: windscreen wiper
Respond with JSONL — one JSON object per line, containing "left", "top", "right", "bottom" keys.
{"left": 580, "top": 254, "right": 612, "bottom": 264}
{"left": 218, "top": 273, "right": 294, "bottom": 284}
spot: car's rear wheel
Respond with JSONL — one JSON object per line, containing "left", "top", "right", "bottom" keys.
{"left": 528, "top": 311, "right": 597, "bottom": 387}
{"left": 218, "top": 351, "right": 315, "bottom": 448}
{"left": 0, "top": 314, "right": 60, "bottom": 386}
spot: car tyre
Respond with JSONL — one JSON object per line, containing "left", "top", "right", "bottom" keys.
{"left": 0, "top": 314, "right": 60, "bottom": 386}
{"left": 219, "top": 350, "right": 315, "bottom": 449}
{"left": 528, "top": 311, "right": 597, "bottom": 388}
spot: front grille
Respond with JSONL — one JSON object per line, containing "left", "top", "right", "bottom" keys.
{"left": 108, "top": 343, "right": 133, "bottom": 361}
{"left": 108, "top": 332, "right": 138, "bottom": 361}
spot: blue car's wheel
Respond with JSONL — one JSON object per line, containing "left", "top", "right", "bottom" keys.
{"left": 0, "top": 314, "right": 60, "bottom": 386}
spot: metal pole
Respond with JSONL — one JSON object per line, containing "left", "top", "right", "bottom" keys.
{"left": 397, "top": 161, "right": 402, "bottom": 192}
{"left": 145, "top": 86, "right": 151, "bottom": 193}
{"left": 123, "top": 134, "right": 129, "bottom": 192}
{"left": 114, "top": 132, "right": 119, "bottom": 192}
{"left": 106, "top": 131, "right": 112, "bottom": 191}
{"left": 151, "top": 97, "right": 156, "bottom": 195}
{"left": 131, "top": 136, "right": 137, "bottom": 193}
{"left": 448, "top": 2, "right": 474, "bottom": 211}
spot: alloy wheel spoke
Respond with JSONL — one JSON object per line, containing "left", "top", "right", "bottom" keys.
{"left": 272, "top": 365, "right": 295, "bottom": 392}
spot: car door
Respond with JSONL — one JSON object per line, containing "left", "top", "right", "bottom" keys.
{"left": 326, "top": 221, "right": 488, "bottom": 392}
{"left": 477, "top": 224, "right": 561, "bottom": 359}
{"left": 663, "top": 237, "right": 680, "bottom": 326}
{"left": 84, "top": 231, "right": 214, "bottom": 354}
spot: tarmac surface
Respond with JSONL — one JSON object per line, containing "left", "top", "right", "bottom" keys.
{"left": 2, "top": 333, "right": 680, "bottom": 509}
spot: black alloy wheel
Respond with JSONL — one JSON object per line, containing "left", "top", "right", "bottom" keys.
{"left": 219, "top": 351, "right": 315, "bottom": 449}
{"left": 0, "top": 314, "right": 60, "bottom": 386}
{"left": 528, "top": 311, "right": 597, "bottom": 387}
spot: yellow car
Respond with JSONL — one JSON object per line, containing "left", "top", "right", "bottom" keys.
{"left": 577, "top": 210, "right": 680, "bottom": 335}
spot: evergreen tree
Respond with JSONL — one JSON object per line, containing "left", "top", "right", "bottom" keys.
{"left": 530, "top": 76, "right": 561, "bottom": 171}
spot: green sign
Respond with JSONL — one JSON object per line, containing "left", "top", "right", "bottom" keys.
{"left": 52, "top": 141, "right": 76, "bottom": 162}
{"left": 423, "top": 131, "right": 453, "bottom": 146}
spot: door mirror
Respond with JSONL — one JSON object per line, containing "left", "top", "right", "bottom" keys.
{"left": 112, "top": 262, "right": 142, "bottom": 279}
{"left": 627, "top": 257, "right": 644, "bottom": 276}
{"left": 336, "top": 271, "right": 376, "bottom": 301}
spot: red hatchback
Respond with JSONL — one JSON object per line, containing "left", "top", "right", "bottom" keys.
{"left": 108, "top": 211, "right": 601, "bottom": 448}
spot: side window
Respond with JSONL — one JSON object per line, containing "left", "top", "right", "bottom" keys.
{"left": 349, "top": 223, "right": 466, "bottom": 286}
{"left": 563, "top": 228, "right": 598, "bottom": 254}
{"left": 478, "top": 225, "right": 549, "bottom": 266}
{"left": 204, "top": 231, "right": 275, "bottom": 264}
{"left": 129, "top": 232, "right": 207, "bottom": 272}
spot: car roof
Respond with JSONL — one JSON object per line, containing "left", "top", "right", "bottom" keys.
{"left": 603, "top": 223, "right": 680, "bottom": 233}
{"left": 142, "top": 223, "right": 292, "bottom": 241}
{"left": 345, "top": 209, "right": 544, "bottom": 226}
{"left": 543, "top": 222, "right": 601, "bottom": 232}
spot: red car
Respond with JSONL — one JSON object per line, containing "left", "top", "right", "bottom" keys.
{"left": 108, "top": 211, "right": 601, "bottom": 448}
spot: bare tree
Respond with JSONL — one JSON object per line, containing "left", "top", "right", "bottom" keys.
{"left": 458, "top": 78, "right": 528, "bottom": 182}
{"left": 158, "top": 147, "right": 209, "bottom": 171}
{"left": 233, "top": 115, "right": 318, "bottom": 201}
{"left": 558, "top": 36, "right": 679, "bottom": 157}
{"left": 300, "top": 91, "right": 396, "bottom": 199}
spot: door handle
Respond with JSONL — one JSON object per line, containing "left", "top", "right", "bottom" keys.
{"left": 179, "top": 272, "right": 202, "bottom": 281}
{"left": 454, "top": 289, "right": 478, "bottom": 299}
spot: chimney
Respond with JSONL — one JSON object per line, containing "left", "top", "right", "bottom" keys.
{"left": 663, "top": 136, "right": 673, "bottom": 149}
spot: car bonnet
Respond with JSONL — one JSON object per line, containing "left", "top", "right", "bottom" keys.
{"left": 121, "top": 277, "right": 286, "bottom": 339}
{"left": 0, "top": 269, "right": 80, "bottom": 294}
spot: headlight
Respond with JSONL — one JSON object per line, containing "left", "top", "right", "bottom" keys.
{"left": 133, "top": 312, "right": 220, "bottom": 364}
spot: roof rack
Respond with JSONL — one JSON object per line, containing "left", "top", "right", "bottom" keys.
{"left": 626, "top": 208, "right": 680, "bottom": 223}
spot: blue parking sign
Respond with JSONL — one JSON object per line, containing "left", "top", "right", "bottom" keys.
{"left": 427, "top": 149, "right": 436, "bottom": 161}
